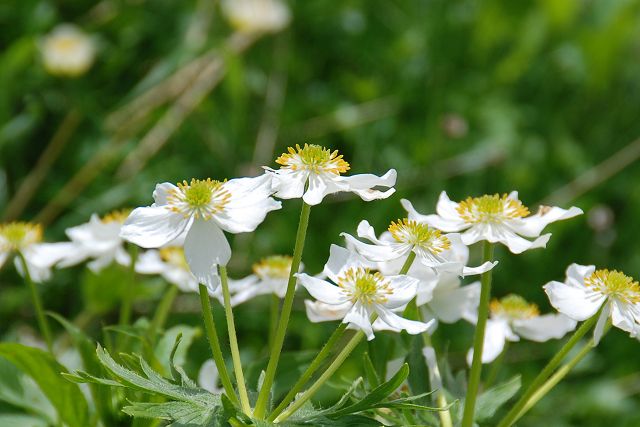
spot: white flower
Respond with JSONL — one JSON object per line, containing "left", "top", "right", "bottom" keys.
{"left": 229, "top": 255, "right": 300, "bottom": 305}
{"left": 41, "top": 24, "right": 95, "bottom": 77}
{"left": 402, "top": 192, "right": 583, "bottom": 254}
{"left": 221, "top": 0, "right": 291, "bottom": 33}
{"left": 265, "top": 144, "right": 397, "bottom": 206}
{"left": 198, "top": 359, "right": 222, "bottom": 393}
{"left": 119, "top": 175, "right": 281, "bottom": 291}
{"left": 57, "top": 210, "right": 130, "bottom": 272}
{"left": 544, "top": 264, "right": 640, "bottom": 344}
{"left": 297, "top": 245, "right": 432, "bottom": 340}
{"left": 466, "top": 294, "right": 577, "bottom": 364}
{"left": 135, "top": 246, "right": 209, "bottom": 294}
{"left": 342, "top": 219, "right": 497, "bottom": 276}
{"left": 0, "top": 222, "right": 69, "bottom": 282}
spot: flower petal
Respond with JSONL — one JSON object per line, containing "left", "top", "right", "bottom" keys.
{"left": 339, "top": 169, "right": 397, "bottom": 201}
{"left": 184, "top": 219, "right": 228, "bottom": 290}
{"left": 543, "top": 280, "right": 605, "bottom": 321}
{"left": 593, "top": 302, "right": 612, "bottom": 345}
{"left": 198, "top": 359, "right": 221, "bottom": 393}
{"left": 343, "top": 302, "right": 374, "bottom": 340}
{"left": 430, "top": 280, "right": 480, "bottom": 323}
{"left": 304, "top": 300, "right": 351, "bottom": 322}
{"left": 513, "top": 314, "right": 577, "bottom": 342}
{"left": 466, "top": 319, "right": 512, "bottom": 365}
{"left": 152, "top": 182, "right": 178, "bottom": 206}
{"left": 565, "top": 263, "right": 595, "bottom": 287}
{"left": 341, "top": 232, "right": 406, "bottom": 262}
{"left": 385, "top": 275, "right": 420, "bottom": 309}
{"left": 461, "top": 261, "right": 498, "bottom": 277}
{"left": 215, "top": 175, "right": 281, "bottom": 233}
{"left": 401, "top": 196, "right": 467, "bottom": 232}
{"left": 120, "top": 206, "right": 190, "bottom": 248}
{"left": 302, "top": 174, "right": 331, "bottom": 205}
{"left": 296, "top": 272, "right": 350, "bottom": 305}
{"left": 264, "top": 167, "right": 307, "bottom": 200}
{"left": 373, "top": 306, "right": 432, "bottom": 336}
{"left": 510, "top": 206, "right": 583, "bottom": 238}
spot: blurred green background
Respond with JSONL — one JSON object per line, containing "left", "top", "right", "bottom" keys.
{"left": 1, "top": 0, "right": 640, "bottom": 425}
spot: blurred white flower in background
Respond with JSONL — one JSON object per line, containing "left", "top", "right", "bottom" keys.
{"left": 0, "top": 222, "right": 69, "bottom": 282}
{"left": 466, "top": 294, "right": 576, "bottom": 364}
{"left": 198, "top": 359, "right": 222, "bottom": 393}
{"left": 222, "top": 0, "right": 291, "bottom": 34}
{"left": 41, "top": 24, "right": 96, "bottom": 77}
{"left": 229, "top": 255, "right": 299, "bottom": 306}
{"left": 57, "top": 210, "right": 130, "bottom": 272}
{"left": 135, "top": 246, "right": 206, "bottom": 294}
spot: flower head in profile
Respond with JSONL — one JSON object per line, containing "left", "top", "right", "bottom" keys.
{"left": 229, "top": 255, "right": 299, "bottom": 305}
{"left": 467, "top": 294, "right": 576, "bottom": 364}
{"left": 119, "top": 175, "right": 280, "bottom": 290}
{"left": 298, "top": 245, "right": 432, "bottom": 340}
{"left": 221, "top": 0, "right": 291, "bottom": 34}
{"left": 342, "top": 219, "right": 497, "bottom": 276}
{"left": 544, "top": 264, "right": 640, "bottom": 344}
{"left": 57, "top": 210, "right": 130, "bottom": 272}
{"left": 402, "top": 192, "right": 582, "bottom": 254}
{"left": 0, "top": 222, "right": 69, "bottom": 282}
{"left": 266, "top": 144, "right": 396, "bottom": 206}
{"left": 41, "top": 24, "right": 96, "bottom": 77}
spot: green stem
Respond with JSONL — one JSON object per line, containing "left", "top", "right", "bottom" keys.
{"left": 267, "top": 323, "right": 347, "bottom": 421}
{"left": 219, "top": 265, "right": 251, "bottom": 415}
{"left": 269, "top": 294, "right": 279, "bottom": 350}
{"left": 18, "top": 252, "right": 53, "bottom": 353}
{"left": 513, "top": 322, "right": 611, "bottom": 424}
{"left": 461, "top": 241, "right": 494, "bottom": 427}
{"left": 496, "top": 309, "right": 602, "bottom": 427}
{"left": 254, "top": 201, "right": 311, "bottom": 418}
{"left": 269, "top": 247, "right": 417, "bottom": 421}
{"left": 399, "top": 251, "right": 416, "bottom": 275}
{"left": 275, "top": 330, "right": 365, "bottom": 423}
{"left": 148, "top": 285, "right": 179, "bottom": 347}
{"left": 198, "top": 283, "right": 239, "bottom": 407}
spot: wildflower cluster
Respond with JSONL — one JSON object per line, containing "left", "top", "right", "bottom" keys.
{"left": 1, "top": 143, "right": 638, "bottom": 427}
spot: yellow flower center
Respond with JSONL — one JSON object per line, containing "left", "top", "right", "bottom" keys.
{"left": 388, "top": 219, "right": 451, "bottom": 254}
{"left": 276, "top": 144, "right": 350, "bottom": 175}
{"left": 337, "top": 267, "right": 393, "bottom": 305}
{"left": 0, "top": 222, "right": 43, "bottom": 252}
{"left": 102, "top": 209, "right": 131, "bottom": 224}
{"left": 490, "top": 294, "right": 539, "bottom": 320}
{"left": 585, "top": 269, "right": 640, "bottom": 304}
{"left": 457, "top": 194, "right": 530, "bottom": 224}
{"left": 52, "top": 35, "right": 84, "bottom": 53}
{"left": 167, "top": 178, "right": 231, "bottom": 220}
{"left": 252, "top": 255, "right": 292, "bottom": 280}
{"left": 159, "top": 246, "right": 189, "bottom": 270}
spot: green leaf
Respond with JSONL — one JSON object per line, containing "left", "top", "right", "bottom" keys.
{"left": 0, "top": 343, "right": 89, "bottom": 427}
{"left": 0, "top": 414, "right": 49, "bottom": 427}
{"left": 405, "top": 334, "right": 430, "bottom": 397}
{"left": 362, "top": 352, "right": 380, "bottom": 388}
{"left": 49, "top": 312, "right": 113, "bottom": 425}
{"left": 71, "top": 345, "right": 221, "bottom": 426}
{"left": 155, "top": 325, "right": 201, "bottom": 377}
{"left": 0, "top": 358, "right": 56, "bottom": 423}
{"left": 474, "top": 375, "right": 521, "bottom": 422}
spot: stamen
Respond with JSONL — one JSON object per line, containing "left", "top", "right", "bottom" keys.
{"left": 252, "top": 255, "right": 293, "bottom": 280}
{"left": 337, "top": 267, "right": 393, "bottom": 305}
{"left": 102, "top": 209, "right": 131, "bottom": 224}
{"left": 585, "top": 269, "right": 640, "bottom": 305}
{"left": 159, "top": 247, "right": 189, "bottom": 270}
{"left": 457, "top": 194, "right": 529, "bottom": 224}
{"left": 490, "top": 294, "right": 539, "bottom": 320}
{"left": 0, "top": 222, "right": 43, "bottom": 251}
{"left": 388, "top": 218, "right": 451, "bottom": 254}
{"left": 276, "top": 143, "right": 350, "bottom": 175}
{"left": 166, "top": 178, "right": 231, "bottom": 220}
